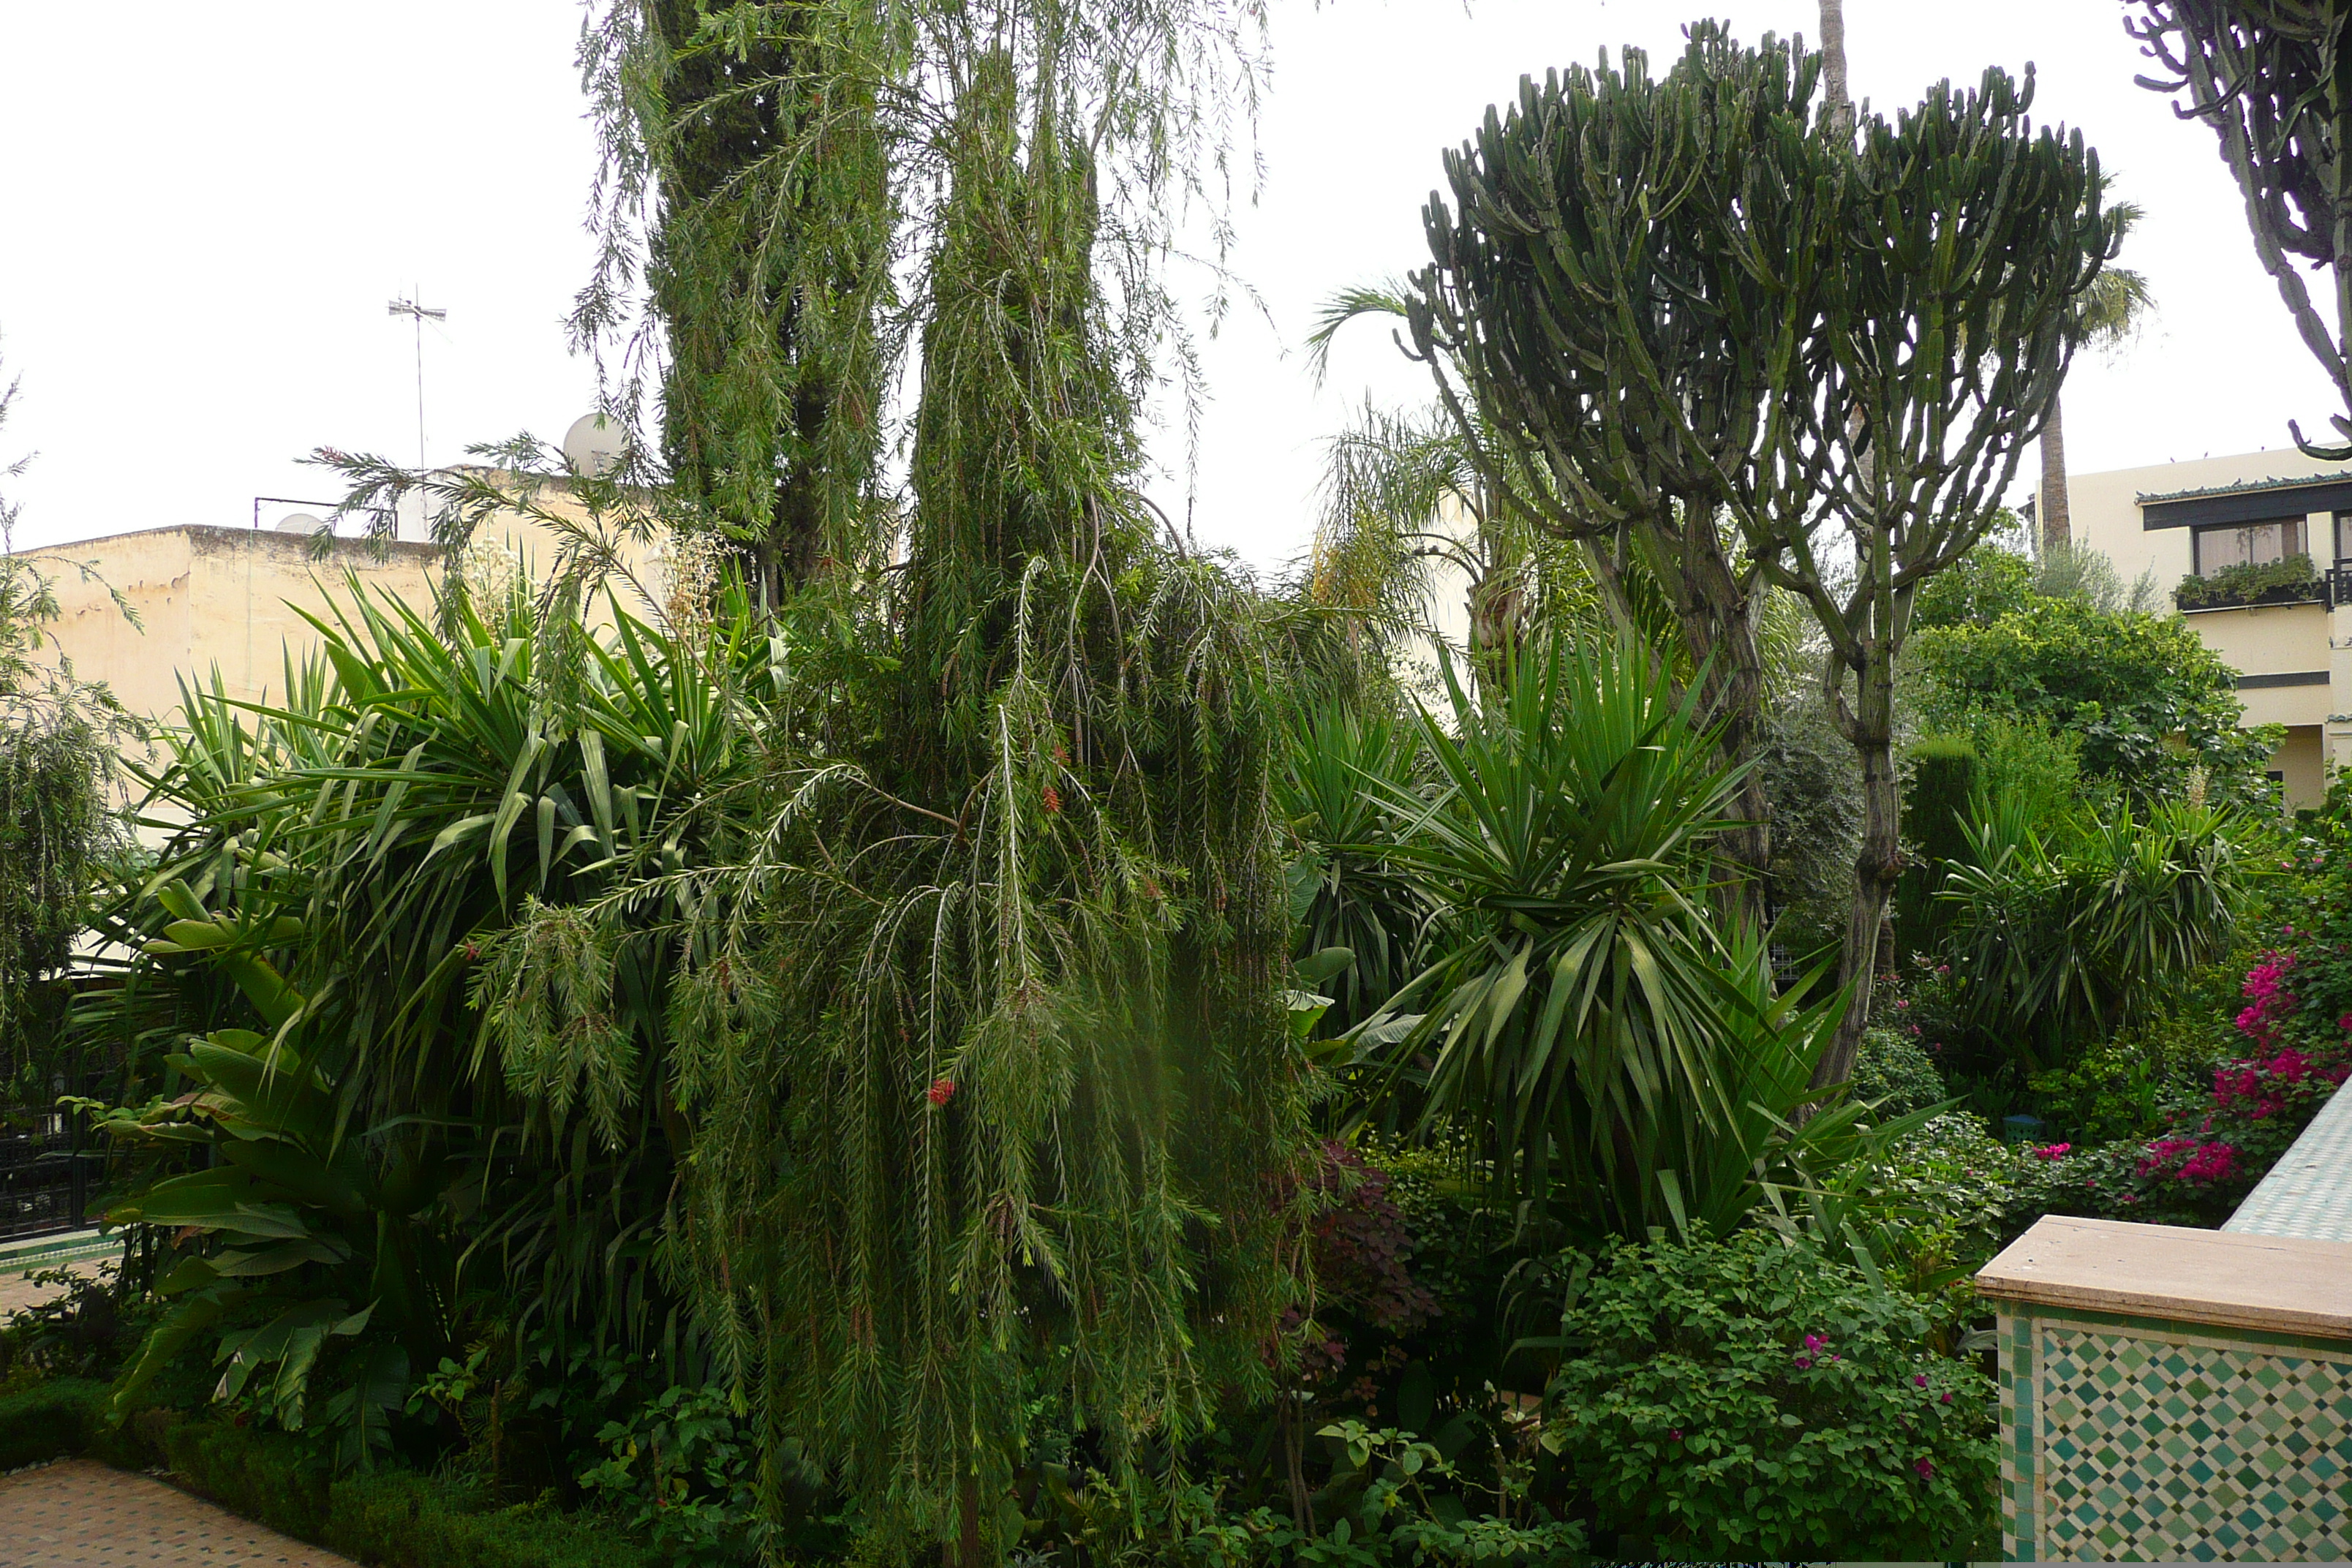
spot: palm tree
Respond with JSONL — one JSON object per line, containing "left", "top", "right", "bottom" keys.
{"left": 2040, "top": 204, "right": 2153, "bottom": 549}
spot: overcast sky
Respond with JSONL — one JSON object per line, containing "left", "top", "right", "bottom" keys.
{"left": 1, "top": 2, "right": 2337, "bottom": 573}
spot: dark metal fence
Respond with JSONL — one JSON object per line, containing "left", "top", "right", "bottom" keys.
{"left": 0, "top": 1075, "right": 99, "bottom": 1241}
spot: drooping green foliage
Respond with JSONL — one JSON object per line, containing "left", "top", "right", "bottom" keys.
{"left": 0, "top": 357, "right": 142, "bottom": 1104}
{"left": 475, "top": 12, "right": 1310, "bottom": 1556}
{"left": 576, "top": 0, "right": 894, "bottom": 595}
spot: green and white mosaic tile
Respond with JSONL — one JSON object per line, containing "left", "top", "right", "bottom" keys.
{"left": 2002, "top": 1310, "right": 2352, "bottom": 1561}
{"left": 2227, "top": 1079, "right": 2352, "bottom": 1243}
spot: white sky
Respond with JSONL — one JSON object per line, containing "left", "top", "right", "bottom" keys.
{"left": 0, "top": 2, "right": 2338, "bottom": 574}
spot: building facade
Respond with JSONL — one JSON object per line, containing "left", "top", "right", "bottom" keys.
{"left": 2065, "top": 447, "right": 2352, "bottom": 809}
{"left": 19, "top": 477, "right": 653, "bottom": 732}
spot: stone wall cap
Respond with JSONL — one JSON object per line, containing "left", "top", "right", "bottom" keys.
{"left": 1978, "top": 1215, "right": 2352, "bottom": 1340}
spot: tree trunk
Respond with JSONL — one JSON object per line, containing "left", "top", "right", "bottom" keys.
{"left": 1820, "top": 0, "right": 1851, "bottom": 128}
{"left": 955, "top": 1469, "right": 983, "bottom": 1568}
{"left": 2039, "top": 393, "right": 2071, "bottom": 551}
{"left": 1813, "top": 647, "right": 1901, "bottom": 1093}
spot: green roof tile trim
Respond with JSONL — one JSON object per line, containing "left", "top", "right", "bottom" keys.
{"left": 2227, "top": 1079, "right": 2352, "bottom": 1243}
{"left": 2135, "top": 469, "right": 2352, "bottom": 505}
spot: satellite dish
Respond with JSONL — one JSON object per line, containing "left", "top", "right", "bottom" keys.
{"left": 562, "top": 412, "right": 624, "bottom": 478}
{"left": 276, "top": 512, "right": 327, "bottom": 536}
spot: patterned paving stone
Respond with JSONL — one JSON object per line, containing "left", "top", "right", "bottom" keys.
{"left": 0, "top": 1458, "right": 353, "bottom": 1567}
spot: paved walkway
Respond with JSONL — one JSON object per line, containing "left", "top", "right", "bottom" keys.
{"left": 0, "top": 1459, "right": 353, "bottom": 1567}
{"left": 0, "top": 1232, "right": 118, "bottom": 1319}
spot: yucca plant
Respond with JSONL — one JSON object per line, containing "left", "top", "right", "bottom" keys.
{"left": 1279, "top": 700, "right": 1433, "bottom": 1041}
{"left": 1363, "top": 637, "right": 1863, "bottom": 1241}
{"left": 1939, "top": 797, "right": 2251, "bottom": 1070}
{"left": 86, "top": 572, "right": 770, "bottom": 1406}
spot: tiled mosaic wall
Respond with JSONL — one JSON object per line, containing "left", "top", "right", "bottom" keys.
{"left": 1999, "top": 1306, "right": 2352, "bottom": 1561}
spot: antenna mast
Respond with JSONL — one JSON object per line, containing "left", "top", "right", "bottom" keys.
{"left": 386, "top": 294, "right": 448, "bottom": 470}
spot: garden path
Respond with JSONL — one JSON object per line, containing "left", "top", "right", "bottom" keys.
{"left": 0, "top": 1459, "right": 354, "bottom": 1567}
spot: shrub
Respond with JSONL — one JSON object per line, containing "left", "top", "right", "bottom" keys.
{"left": 2027, "top": 1011, "right": 2236, "bottom": 1144}
{"left": 135, "top": 1406, "right": 660, "bottom": 1568}
{"left": 331, "top": 1471, "right": 654, "bottom": 1568}
{"left": 1538, "top": 1229, "right": 1997, "bottom": 1559}
{"left": 1910, "top": 595, "right": 2277, "bottom": 801}
{"left": 578, "top": 1384, "right": 766, "bottom": 1567}
{"left": 0, "top": 1377, "right": 131, "bottom": 1471}
{"left": 1852, "top": 1027, "right": 1950, "bottom": 1118}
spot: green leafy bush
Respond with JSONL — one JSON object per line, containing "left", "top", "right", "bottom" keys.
{"left": 1537, "top": 1229, "right": 1997, "bottom": 1559}
{"left": 2027, "top": 1011, "right": 2236, "bottom": 1143}
{"left": 579, "top": 1384, "right": 767, "bottom": 1567}
{"left": 1852, "top": 1028, "right": 1950, "bottom": 1117}
{"left": 1910, "top": 596, "right": 2277, "bottom": 801}
{"left": 164, "top": 1414, "right": 658, "bottom": 1568}
{"left": 0, "top": 1376, "right": 148, "bottom": 1471}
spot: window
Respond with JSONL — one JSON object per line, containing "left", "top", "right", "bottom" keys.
{"left": 2334, "top": 510, "right": 2352, "bottom": 565}
{"left": 2194, "top": 516, "right": 2304, "bottom": 573}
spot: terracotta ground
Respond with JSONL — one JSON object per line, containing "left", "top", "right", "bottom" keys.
{"left": 0, "top": 1459, "right": 354, "bottom": 1567}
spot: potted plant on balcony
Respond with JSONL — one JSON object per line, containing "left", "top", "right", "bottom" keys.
{"left": 2173, "top": 551, "right": 2325, "bottom": 609}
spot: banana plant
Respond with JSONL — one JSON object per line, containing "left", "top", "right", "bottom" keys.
{"left": 97, "top": 881, "right": 448, "bottom": 1466}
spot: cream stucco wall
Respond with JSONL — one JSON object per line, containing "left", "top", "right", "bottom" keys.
{"left": 2058, "top": 448, "right": 2352, "bottom": 808}
{"left": 20, "top": 473, "right": 660, "bottom": 731}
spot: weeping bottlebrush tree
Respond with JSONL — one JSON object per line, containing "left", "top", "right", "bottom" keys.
{"left": 471, "top": 8, "right": 1308, "bottom": 1564}
{"left": 574, "top": 0, "right": 895, "bottom": 599}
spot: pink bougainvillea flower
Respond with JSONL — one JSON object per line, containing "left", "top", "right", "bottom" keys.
{"left": 1667, "top": 1428, "right": 1682, "bottom": 1441}
{"left": 1915, "top": 1458, "right": 1935, "bottom": 1479}
{"left": 1793, "top": 1357, "right": 1812, "bottom": 1371}
{"left": 927, "top": 1077, "right": 957, "bottom": 1107}
{"left": 2033, "top": 1143, "right": 2072, "bottom": 1160}
{"left": 1941, "top": 1391, "right": 1953, "bottom": 1404}
{"left": 1914, "top": 1373, "right": 1929, "bottom": 1387}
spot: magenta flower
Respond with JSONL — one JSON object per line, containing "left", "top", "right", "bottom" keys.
{"left": 1940, "top": 1391, "right": 1953, "bottom": 1404}
{"left": 1667, "top": 1428, "right": 1682, "bottom": 1441}
{"left": 1914, "top": 1373, "right": 1929, "bottom": 1387}
{"left": 1915, "top": 1458, "right": 1934, "bottom": 1479}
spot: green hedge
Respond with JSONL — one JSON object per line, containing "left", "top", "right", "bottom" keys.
{"left": 165, "top": 1420, "right": 654, "bottom": 1568}
{"left": 0, "top": 1378, "right": 148, "bottom": 1471}
{"left": 1, "top": 1379, "right": 650, "bottom": 1568}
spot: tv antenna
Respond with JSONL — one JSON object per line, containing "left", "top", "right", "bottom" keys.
{"left": 387, "top": 294, "right": 447, "bottom": 470}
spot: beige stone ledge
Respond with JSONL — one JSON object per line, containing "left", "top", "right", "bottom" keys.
{"left": 1977, "top": 1214, "right": 2352, "bottom": 1341}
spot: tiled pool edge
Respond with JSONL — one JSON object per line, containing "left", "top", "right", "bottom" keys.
{"left": 2225, "top": 1075, "right": 2352, "bottom": 1243}
{"left": 1980, "top": 1086, "right": 2352, "bottom": 1562}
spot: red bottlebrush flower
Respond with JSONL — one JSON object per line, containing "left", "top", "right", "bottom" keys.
{"left": 926, "top": 1077, "right": 956, "bottom": 1107}
{"left": 1041, "top": 783, "right": 1063, "bottom": 815}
